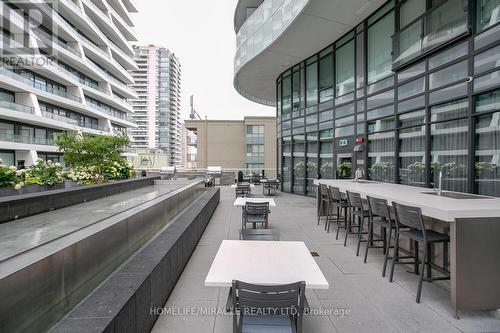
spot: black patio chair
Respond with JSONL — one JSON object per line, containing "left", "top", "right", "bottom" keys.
{"left": 242, "top": 202, "right": 270, "bottom": 229}
{"left": 392, "top": 202, "right": 450, "bottom": 303}
{"left": 236, "top": 183, "right": 252, "bottom": 198}
{"left": 231, "top": 280, "right": 306, "bottom": 333}
{"left": 239, "top": 228, "right": 280, "bottom": 241}
{"left": 345, "top": 190, "right": 369, "bottom": 249}
{"left": 328, "top": 186, "right": 349, "bottom": 237}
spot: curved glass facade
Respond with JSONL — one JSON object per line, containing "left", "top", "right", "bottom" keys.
{"left": 276, "top": 0, "right": 500, "bottom": 198}
{"left": 235, "top": 0, "right": 310, "bottom": 73}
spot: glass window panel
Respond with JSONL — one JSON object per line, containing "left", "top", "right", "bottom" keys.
{"left": 306, "top": 62, "right": 318, "bottom": 106}
{"left": 292, "top": 117, "right": 304, "bottom": 128}
{"left": 368, "top": 131, "right": 396, "bottom": 182}
{"left": 0, "top": 151, "right": 15, "bottom": 166}
{"left": 475, "top": 111, "right": 500, "bottom": 197}
{"left": 319, "top": 141, "right": 333, "bottom": 178}
{"left": 356, "top": 33, "right": 365, "bottom": 88}
{"left": 357, "top": 100, "right": 365, "bottom": 113}
{"left": 319, "top": 88, "right": 334, "bottom": 103}
{"left": 430, "top": 118, "right": 469, "bottom": 192}
{"left": 399, "top": 109, "right": 426, "bottom": 127}
{"left": 306, "top": 113, "right": 318, "bottom": 124}
{"left": 428, "top": 42, "right": 468, "bottom": 70}
{"left": 357, "top": 122, "right": 366, "bottom": 134}
{"left": 336, "top": 39, "right": 355, "bottom": 97}
{"left": 474, "top": 69, "right": 500, "bottom": 93}
{"left": 367, "top": 89, "right": 394, "bottom": 110}
{"left": 474, "top": 44, "right": 500, "bottom": 75}
{"left": 367, "top": 105, "right": 395, "bottom": 120}
{"left": 399, "top": 125, "right": 427, "bottom": 186}
{"left": 476, "top": 0, "right": 500, "bottom": 32}
{"left": 292, "top": 70, "right": 300, "bottom": 111}
{"left": 282, "top": 75, "right": 291, "bottom": 113}
{"left": 475, "top": 22, "right": 500, "bottom": 50}
{"left": 398, "top": 77, "right": 425, "bottom": 100}
{"left": 429, "top": 60, "right": 468, "bottom": 90}
{"left": 368, "top": 11, "right": 395, "bottom": 83}
{"left": 398, "top": 61, "right": 426, "bottom": 82}
{"left": 335, "top": 115, "right": 355, "bottom": 127}
{"left": 431, "top": 98, "right": 468, "bottom": 122}
{"left": 424, "top": 0, "right": 468, "bottom": 51}
{"left": 335, "top": 103, "right": 355, "bottom": 118}
{"left": 319, "top": 100, "right": 334, "bottom": 112}
{"left": 319, "top": 110, "right": 333, "bottom": 122}
{"left": 335, "top": 92, "right": 354, "bottom": 105}
{"left": 429, "top": 82, "right": 468, "bottom": 105}
{"left": 0, "top": 89, "right": 14, "bottom": 103}
{"left": 367, "top": 76, "right": 394, "bottom": 95}
{"left": 400, "top": 0, "right": 426, "bottom": 28}
{"left": 335, "top": 125, "right": 355, "bottom": 137}
{"left": 319, "top": 53, "right": 333, "bottom": 89}
{"left": 395, "top": 20, "right": 423, "bottom": 66}
{"left": 476, "top": 88, "right": 500, "bottom": 113}
{"left": 368, "top": 117, "right": 396, "bottom": 133}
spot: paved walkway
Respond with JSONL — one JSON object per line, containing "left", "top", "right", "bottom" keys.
{"left": 151, "top": 186, "right": 500, "bottom": 333}
{"left": 0, "top": 183, "right": 182, "bottom": 262}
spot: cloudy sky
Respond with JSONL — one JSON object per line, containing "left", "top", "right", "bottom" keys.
{"left": 132, "top": 0, "right": 273, "bottom": 120}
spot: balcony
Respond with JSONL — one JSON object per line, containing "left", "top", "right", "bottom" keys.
{"left": 392, "top": 0, "right": 469, "bottom": 69}
{"left": 0, "top": 132, "right": 53, "bottom": 145}
{"left": 0, "top": 100, "right": 34, "bottom": 114}
{"left": 0, "top": 66, "right": 82, "bottom": 103}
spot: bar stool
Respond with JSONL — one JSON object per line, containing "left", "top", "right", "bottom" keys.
{"left": 317, "top": 184, "right": 329, "bottom": 226}
{"left": 363, "top": 196, "right": 391, "bottom": 265}
{"left": 328, "top": 186, "right": 349, "bottom": 237}
{"left": 346, "top": 191, "right": 369, "bottom": 250}
{"left": 391, "top": 202, "right": 450, "bottom": 303}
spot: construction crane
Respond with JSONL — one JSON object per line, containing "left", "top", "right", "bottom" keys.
{"left": 189, "top": 95, "right": 202, "bottom": 120}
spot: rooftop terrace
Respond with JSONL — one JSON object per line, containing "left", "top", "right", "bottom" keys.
{"left": 151, "top": 185, "right": 500, "bottom": 333}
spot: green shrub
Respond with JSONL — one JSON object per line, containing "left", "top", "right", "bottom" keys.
{"left": 24, "top": 159, "right": 65, "bottom": 186}
{"left": 0, "top": 161, "right": 24, "bottom": 189}
{"left": 56, "top": 133, "right": 134, "bottom": 183}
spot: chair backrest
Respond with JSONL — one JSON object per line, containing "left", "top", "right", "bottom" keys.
{"left": 245, "top": 202, "right": 269, "bottom": 215}
{"left": 318, "top": 184, "right": 328, "bottom": 200}
{"left": 392, "top": 201, "right": 425, "bottom": 231}
{"left": 367, "top": 196, "right": 390, "bottom": 220}
{"left": 346, "top": 190, "right": 363, "bottom": 210}
{"left": 232, "top": 280, "right": 305, "bottom": 322}
{"left": 328, "top": 186, "right": 342, "bottom": 202}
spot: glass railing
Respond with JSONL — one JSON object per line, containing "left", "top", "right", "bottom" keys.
{"left": 33, "top": 82, "right": 82, "bottom": 102}
{"left": 32, "top": 28, "right": 82, "bottom": 57}
{"left": 0, "top": 66, "right": 82, "bottom": 103}
{"left": 392, "top": 0, "right": 469, "bottom": 68}
{"left": 0, "top": 100, "right": 34, "bottom": 114}
{"left": 41, "top": 111, "right": 79, "bottom": 125}
{"left": 86, "top": 102, "right": 128, "bottom": 121}
{"left": 0, "top": 133, "right": 53, "bottom": 145}
{"left": 234, "top": 0, "right": 309, "bottom": 74}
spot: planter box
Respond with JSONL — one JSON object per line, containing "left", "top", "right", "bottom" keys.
{"left": 0, "top": 176, "right": 160, "bottom": 224}
{"left": 0, "top": 183, "right": 68, "bottom": 198}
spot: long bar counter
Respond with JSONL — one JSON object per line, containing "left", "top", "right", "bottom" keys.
{"left": 314, "top": 179, "right": 500, "bottom": 314}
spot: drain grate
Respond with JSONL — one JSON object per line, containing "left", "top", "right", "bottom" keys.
{"left": 310, "top": 251, "right": 319, "bottom": 257}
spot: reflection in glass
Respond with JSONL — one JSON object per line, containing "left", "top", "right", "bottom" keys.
{"left": 475, "top": 111, "right": 500, "bottom": 197}
{"left": 293, "top": 134, "right": 305, "bottom": 194}
{"left": 476, "top": 0, "right": 500, "bottom": 32}
{"left": 319, "top": 140, "right": 333, "bottom": 179}
{"left": 336, "top": 39, "right": 355, "bottom": 97}
{"left": 368, "top": 11, "right": 394, "bottom": 83}
{"left": 306, "top": 62, "right": 318, "bottom": 106}
{"left": 368, "top": 131, "right": 395, "bottom": 182}
{"left": 399, "top": 126, "right": 426, "bottom": 187}
{"left": 430, "top": 118, "right": 468, "bottom": 192}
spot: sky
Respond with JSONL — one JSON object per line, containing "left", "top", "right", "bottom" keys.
{"left": 132, "top": 0, "right": 273, "bottom": 120}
